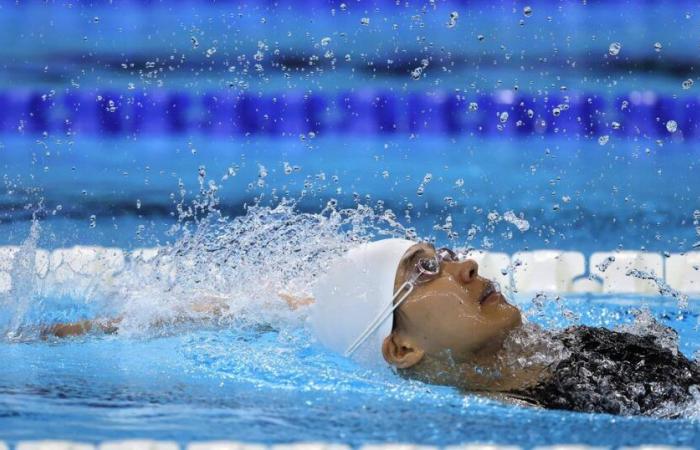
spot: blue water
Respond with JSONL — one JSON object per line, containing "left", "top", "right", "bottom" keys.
{"left": 2, "top": 0, "right": 700, "bottom": 447}
{"left": 2, "top": 135, "right": 698, "bottom": 254}
{"left": 0, "top": 295, "right": 698, "bottom": 447}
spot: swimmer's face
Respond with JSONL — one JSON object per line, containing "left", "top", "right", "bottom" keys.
{"left": 381, "top": 243, "right": 522, "bottom": 369}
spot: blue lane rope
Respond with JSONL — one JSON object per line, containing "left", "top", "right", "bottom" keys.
{"left": 0, "top": 90, "right": 697, "bottom": 138}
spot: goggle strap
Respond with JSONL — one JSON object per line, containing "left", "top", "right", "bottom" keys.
{"left": 344, "top": 280, "right": 415, "bottom": 357}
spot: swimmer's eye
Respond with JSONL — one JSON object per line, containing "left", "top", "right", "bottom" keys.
{"left": 411, "top": 247, "right": 457, "bottom": 283}
{"left": 420, "top": 258, "right": 439, "bottom": 272}
{"left": 417, "top": 257, "right": 440, "bottom": 277}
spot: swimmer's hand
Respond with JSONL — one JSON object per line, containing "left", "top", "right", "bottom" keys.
{"left": 278, "top": 291, "right": 314, "bottom": 310}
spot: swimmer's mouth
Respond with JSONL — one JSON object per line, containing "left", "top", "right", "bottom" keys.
{"left": 478, "top": 282, "right": 497, "bottom": 305}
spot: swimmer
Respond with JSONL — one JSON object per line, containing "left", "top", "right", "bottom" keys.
{"left": 44, "top": 239, "right": 699, "bottom": 417}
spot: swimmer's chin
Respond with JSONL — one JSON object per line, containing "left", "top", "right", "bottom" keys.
{"left": 474, "top": 301, "right": 523, "bottom": 356}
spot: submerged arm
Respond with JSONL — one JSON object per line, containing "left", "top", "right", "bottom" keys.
{"left": 278, "top": 291, "right": 314, "bottom": 310}
{"left": 43, "top": 291, "right": 314, "bottom": 338}
{"left": 42, "top": 317, "right": 122, "bottom": 338}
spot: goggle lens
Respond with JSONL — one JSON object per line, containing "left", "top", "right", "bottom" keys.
{"left": 413, "top": 247, "right": 458, "bottom": 283}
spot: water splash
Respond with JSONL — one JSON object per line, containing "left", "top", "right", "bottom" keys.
{"left": 114, "top": 199, "right": 412, "bottom": 335}
{"left": 0, "top": 197, "right": 410, "bottom": 339}
{"left": 498, "top": 322, "right": 570, "bottom": 373}
{"left": 0, "top": 218, "right": 42, "bottom": 338}
{"left": 625, "top": 268, "right": 689, "bottom": 309}
{"left": 616, "top": 307, "right": 680, "bottom": 355}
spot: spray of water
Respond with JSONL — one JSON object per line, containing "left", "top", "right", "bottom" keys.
{"left": 0, "top": 192, "right": 411, "bottom": 339}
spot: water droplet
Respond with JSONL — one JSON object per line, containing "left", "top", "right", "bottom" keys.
{"left": 504, "top": 211, "right": 530, "bottom": 232}
{"left": 499, "top": 111, "right": 509, "bottom": 123}
{"left": 608, "top": 42, "right": 622, "bottom": 56}
{"left": 654, "top": 42, "right": 662, "bottom": 52}
{"left": 666, "top": 120, "right": 678, "bottom": 133}
{"left": 136, "top": 199, "right": 141, "bottom": 210}
{"left": 320, "top": 37, "right": 331, "bottom": 46}
{"left": 552, "top": 107, "right": 561, "bottom": 117}
{"left": 598, "top": 135, "right": 610, "bottom": 145}
{"left": 447, "top": 11, "right": 459, "bottom": 28}
{"left": 611, "top": 121, "right": 621, "bottom": 130}
{"left": 89, "top": 215, "right": 97, "bottom": 228}
{"left": 596, "top": 256, "right": 616, "bottom": 272}
{"left": 283, "top": 162, "right": 293, "bottom": 175}
{"left": 411, "top": 67, "right": 423, "bottom": 80}
{"left": 477, "top": 34, "right": 485, "bottom": 42}
{"left": 339, "top": 3, "right": 347, "bottom": 11}
{"left": 360, "top": 17, "right": 370, "bottom": 26}
{"left": 523, "top": 5, "right": 533, "bottom": 17}
{"left": 682, "top": 79, "right": 694, "bottom": 90}
{"left": 468, "top": 102, "right": 478, "bottom": 112}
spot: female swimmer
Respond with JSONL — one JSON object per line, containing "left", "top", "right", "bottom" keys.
{"left": 44, "top": 239, "right": 699, "bottom": 417}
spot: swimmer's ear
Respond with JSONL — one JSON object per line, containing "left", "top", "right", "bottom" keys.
{"left": 381, "top": 332, "right": 424, "bottom": 369}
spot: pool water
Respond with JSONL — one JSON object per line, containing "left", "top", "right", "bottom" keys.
{"left": 2, "top": 135, "right": 698, "bottom": 254}
{"left": 0, "top": 295, "right": 698, "bottom": 447}
{"left": 2, "top": 0, "right": 700, "bottom": 447}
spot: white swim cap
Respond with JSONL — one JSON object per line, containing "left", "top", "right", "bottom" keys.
{"left": 311, "top": 238, "right": 416, "bottom": 367}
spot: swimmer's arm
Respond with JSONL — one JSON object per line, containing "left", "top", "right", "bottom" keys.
{"left": 278, "top": 291, "right": 314, "bottom": 310}
{"left": 44, "top": 292, "right": 313, "bottom": 338}
{"left": 190, "top": 292, "right": 313, "bottom": 312}
{"left": 41, "top": 317, "right": 122, "bottom": 338}
{"left": 189, "top": 295, "right": 230, "bottom": 316}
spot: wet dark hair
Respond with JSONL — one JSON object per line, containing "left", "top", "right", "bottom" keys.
{"left": 510, "top": 326, "right": 700, "bottom": 417}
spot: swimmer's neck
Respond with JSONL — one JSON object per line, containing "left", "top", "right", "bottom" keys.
{"left": 400, "top": 323, "right": 552, "bottom": 393}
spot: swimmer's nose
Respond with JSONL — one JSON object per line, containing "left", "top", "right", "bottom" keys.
{"left": 459, "top": 259, "right": 479, "bottom": 284}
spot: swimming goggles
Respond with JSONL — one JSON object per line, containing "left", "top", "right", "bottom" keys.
{"left": 344, "top": 247, "right": 458, "bottom": 357}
